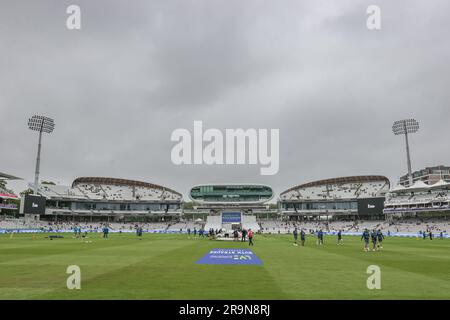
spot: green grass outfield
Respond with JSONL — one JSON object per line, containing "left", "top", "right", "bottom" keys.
{"left": 0, "top": 232, "right": 449, "bottom": 299}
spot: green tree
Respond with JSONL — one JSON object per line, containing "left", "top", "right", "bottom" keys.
{"left": 41, "top": 181, "right": 56, "bottom": 185}
{"left": 0, "top": 179, "right": 15, "bottom": 194}
{"left": 20, "top": 188, "right": 34, "bottom": 197}
{"left": 182, "top": 201, "right": 199, "bottom": 210}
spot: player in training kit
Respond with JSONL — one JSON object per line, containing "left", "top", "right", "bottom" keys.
{"left": 371, "top": 229, "right": 377, "bottom": 251}
{"left": 376, "top": 229, "right": 384, "bottom": 250}
{"left": 317, "top": 230, "right": 324, "bottom": 245}
{"left": 293, "top": 228, "right": 298, "bottom": 246}
{"left": 233, "top": 229, "right": 239, "bottom": 242}
{"left": 248, "top": 229, "right": 254, "bottom": 246}
{"left": 300, "top": 229, "right": 306, "bottom": 246}
{"left": 241, "top": 229, "right": 247, "bottom": 242}
{"left": 74, "top": 226, "right": 81, "bottom": 238}
{"left": 337, "top": 230, "right": 343, "bottom": 245}
{"left": 137, "top": 226, "right": 143, "bottom": 238}
{"left": 361, "top": 229, "right": 370, "bottom": 252}
{"left": 102, "top": 225, "right": 109, "bottom": 238}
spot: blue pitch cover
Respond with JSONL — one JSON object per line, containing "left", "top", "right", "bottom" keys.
{"left": 196, "top": 248, "right": 263, "bottom": 265}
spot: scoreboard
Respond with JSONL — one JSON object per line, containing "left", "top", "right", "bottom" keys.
{"left": 357, "top": 197, "right": 385, "bottom": 216}
{"left": 20, "top": 194, "right": 46, "bottom": 215}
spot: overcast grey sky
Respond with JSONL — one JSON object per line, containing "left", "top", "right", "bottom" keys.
{"left": 1, "top": 0, "right": 449, "bottom": 197}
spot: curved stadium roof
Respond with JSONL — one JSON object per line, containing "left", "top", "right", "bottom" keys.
{"left": 0, "top": 172, "right": 22, "bottom": 180}
{"left": 281, "top": 175, "right": 390, "bottom": 195}
{"left": 72, "top": 177, "right": 182, "bottom": 196}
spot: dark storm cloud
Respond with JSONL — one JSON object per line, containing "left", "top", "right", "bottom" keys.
{"left": 1, "top": 0, "right": 449, "bottom": 198}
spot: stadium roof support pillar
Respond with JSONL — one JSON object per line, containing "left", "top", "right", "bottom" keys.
{"left": 404, "top": 130, "right": 413, "bottom": 186}
{"left": 33, "top": 129, "right": 43, "bottom": 194}
{"left": 392, "top": 119, "right": 419, "bottom": 187}
{"left": 28, "top": 115, "right": 55, "bottom": 194}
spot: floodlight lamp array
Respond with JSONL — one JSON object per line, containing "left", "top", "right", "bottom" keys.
{"left": 28, "top": 115, "right": 55, "bottom": 134}
{"left": 392, "top": 119, "right": 419, "bottom": 135}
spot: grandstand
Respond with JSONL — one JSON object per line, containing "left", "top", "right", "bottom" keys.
{"left": 0, "top": 218, "right": 205, "bottom": 233}
{"left": 35, "top": 177, "right": 182, "bottom": 222}
{"left": 399, "top": 165, "right": 450, "bottom": 187}
{"left": 0, "top": 172, "right": 21, "bottom": 215}
{"left": 2, "top": 216, "right": 447, "bottom": 237}
{"left": 189, "top": 184, "right": 275, "bottom": 233}
{"left": 280, "top": 176, "right": 390, "bottom": 220}
{"left": 5, "top": 173, "right": 448, "bottom": 236}
{"left": 189, "top": 184, "right": 273, "bottom": 205}
{"left": 384, "top": 179, "right": 450, "bottom": 216}
{"left": 257, "top": 218, "right": 449, "bottom": 236}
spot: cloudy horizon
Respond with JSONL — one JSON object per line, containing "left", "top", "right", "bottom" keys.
{"left": 1, "top": 0, "right": 449, "bottom": 198}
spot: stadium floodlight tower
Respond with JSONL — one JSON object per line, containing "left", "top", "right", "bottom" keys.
{"left": 28, "top": 115, "right": 55, "bottom": 194}
{"left": 392, "top": 119, "right": 419, "bottom": 186}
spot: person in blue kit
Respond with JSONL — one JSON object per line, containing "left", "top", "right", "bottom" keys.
{"left": 293, "top": 227, "right": 298, "bottom": 246}
{"left": 136, "top": 225, "right": 143, "bottom": 239}
{"left": 361, "top": 228, "right": 370, "bottom": 252}
{"left": 300, "top": 229, "right": 306, "bottom": 246}
{"left": 370, "top": 229, "right": 378, "bottom": 251}
{"left": 317, "top": 229, "right": 324, "bottom": 245}
{"left": 376, "top": 229, "right": 384, "bottom": 250}
{"left": 337, "top": 230, "right": 343, "bottom": 245}
{"left": 103, "top": 225, "right": 109, "bottom": 238}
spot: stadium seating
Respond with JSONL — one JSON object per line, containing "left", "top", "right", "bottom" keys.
{"left": 281, "top": 180, "right": 389, "bottom": 201}
{"left": 1, "top": 217, "right": 448, "bottom": 236}
{"left": 204, "top": 215, "right": 222, "bottom": 231}
{"left": 241, "top": 215, "right": 260, "bottom": 231}
{"left": 384, "top": 182, "right": 450, "bottom": 213}
{"left": 37, "top": 181, "right": 182, "bottom": 202}
{"left": 256, "top": 219, "right": 449, "bottom": 235}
